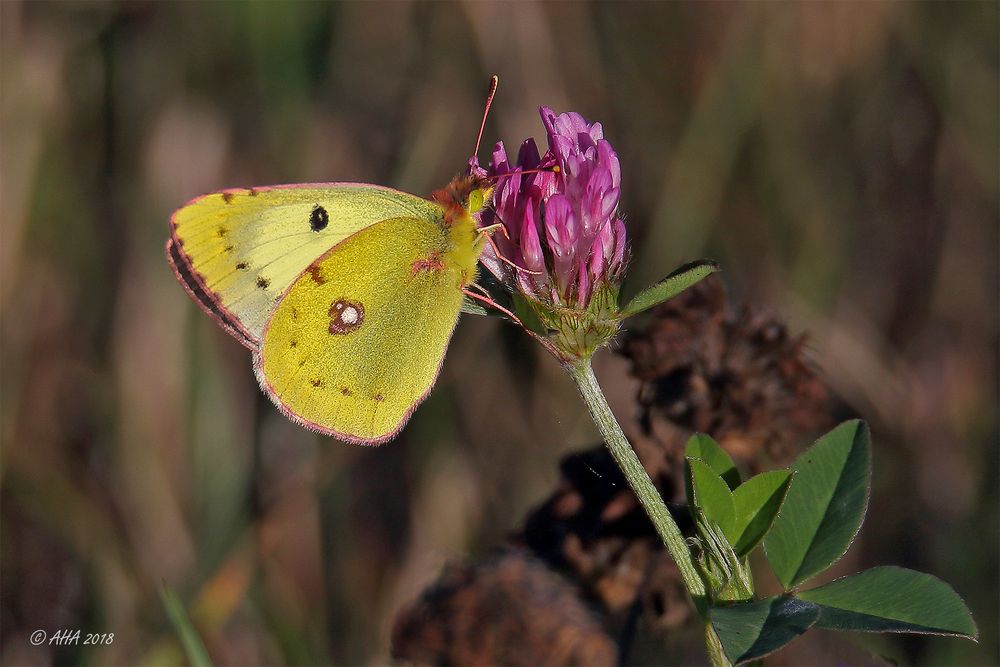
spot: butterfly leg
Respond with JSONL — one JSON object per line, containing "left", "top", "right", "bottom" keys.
{"left": 477, "top": 228, "right": 543, "bottom": 276}
{"left": 477, "top": 222, "right": 509, "bottom": 239}
{"left": 461, "top": 286, "right": 523, "bottom": 326}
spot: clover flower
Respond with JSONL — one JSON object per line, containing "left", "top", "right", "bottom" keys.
{"left": 476, "top": 107, "right": 627, "bottom": 312}
{"left": 469, "top": 105, "right": 714, "bottom": 363}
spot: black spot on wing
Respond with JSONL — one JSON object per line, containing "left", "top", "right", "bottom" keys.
{"left": 256, "top": 276, "right": 270, "bottom": 289}
{"left": 310, "top": 205, "right": 329, "bottom": 232}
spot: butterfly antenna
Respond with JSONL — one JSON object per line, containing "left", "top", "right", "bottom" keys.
{"left": 473, "top": 75, "right": 499, "bottom": 160}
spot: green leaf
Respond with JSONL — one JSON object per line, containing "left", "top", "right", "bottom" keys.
{"left": 797, "top": 567, "right": 978, "bottom": 639}
{"left": 686, "top": 457, "right": 736, "bottom": 536}
{"left": 688, "top": 459, "right": 791, "bottom": 558}
{"left": 160, "top": 583, "right": 215, "bottom": 667}
{"left": 730, "top": 470, "right": 793, "bottom": 556}
{"left": 764, "top": 420, "right": 871, "bottom": 589}
{"left": 686, "top": 433, "right": 740, "bottom": 489}
{"left": 711, "top": 596, "right": 820, "bottom": 664}
{"left": 620, "top": 259, "right": 719, "bottom": 318}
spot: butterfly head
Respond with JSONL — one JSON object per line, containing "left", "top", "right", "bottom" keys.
{"left": 431, "top": 174, "right": 495, "bottom": 223}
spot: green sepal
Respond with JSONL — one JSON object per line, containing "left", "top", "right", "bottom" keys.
{"left": 516, "top": 284, "right": 621, "bottom": 361}
{"left": 511, "top": 292, "right": 549, "bottom": 337}
{"left": 697, "top": 517, "right": 755, "bottom": 602}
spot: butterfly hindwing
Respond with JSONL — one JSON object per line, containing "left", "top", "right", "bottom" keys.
{"left": 167, "top": 183, "right": 443, "bottom": 346}
{"left": 254, "top": 215, "right": 471, "bottom": 444}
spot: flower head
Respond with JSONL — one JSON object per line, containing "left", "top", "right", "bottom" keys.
{"left": 465, "top": 107, "right": 630, "bottom": 360}
{"left": 470, "top": 105, "right": 716, "bottom": 362}
{"left": 474, "top": 107, "right": 628, "bottom": 312}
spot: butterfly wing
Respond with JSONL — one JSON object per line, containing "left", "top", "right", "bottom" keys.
{"left": 254, "top": 214, "right": 470, "bottom": 444}
{"left": 167, "top": 183, "right": 442, "bottom": 347}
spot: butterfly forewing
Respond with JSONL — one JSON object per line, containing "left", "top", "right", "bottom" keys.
{"left": 168, "top": 184, "right": 442, "bottom": 345}
{"left": 254, "top": 215, "right": 470, "bottom": 444}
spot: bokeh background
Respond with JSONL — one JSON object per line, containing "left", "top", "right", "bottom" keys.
{"left": 2, "top": 2, "right": 997, "bottom": 665}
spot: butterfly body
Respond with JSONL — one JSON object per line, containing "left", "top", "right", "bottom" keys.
{"left": 168, "top": 176, "right": 491, "bottom": 444}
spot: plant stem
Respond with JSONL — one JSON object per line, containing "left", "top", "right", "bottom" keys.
{"left": 566, "top": 358, "right": 707, "bottom": 605}
{"left": 705, "top": 622, "right": 734, "bottom": 667}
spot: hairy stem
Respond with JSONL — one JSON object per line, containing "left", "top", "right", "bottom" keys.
{"left": 566, "top": 358, "right": 707, "bottom": 606}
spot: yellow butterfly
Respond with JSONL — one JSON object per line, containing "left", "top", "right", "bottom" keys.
{"left": 166, "top": 168, "right": 509, "bottom": 445}
{"left": 167, "top": 80, "right": 513, "bottom": 445}
{"left": 167, "top": 174, "right": 500, "bottom": 445}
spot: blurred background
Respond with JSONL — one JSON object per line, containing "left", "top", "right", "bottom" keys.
{"left": 1, "top": 1, "right": 996, "bottom": 665}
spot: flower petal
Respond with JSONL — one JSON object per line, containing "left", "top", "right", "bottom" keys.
{"left": 517, "top": 138, "right": 541, "bottom": 170}
{"left": 544, "top": 194, "right": 578, "bottom": 292}
{"left": 520, "top": 204, "right": 545, "bottom": 273}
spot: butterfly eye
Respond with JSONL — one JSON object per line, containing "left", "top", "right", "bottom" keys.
{"left": 468, "top": 189, "right": 485, "bottom": 214}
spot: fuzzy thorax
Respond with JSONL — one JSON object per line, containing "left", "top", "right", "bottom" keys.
{"left": 432, "top": 175, "right": 494, "bottom": 282}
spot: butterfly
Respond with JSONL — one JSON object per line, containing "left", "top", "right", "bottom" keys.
{"left": 167, "top": 79, "right": 513, "bottom": 445}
